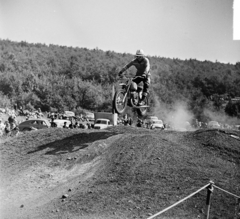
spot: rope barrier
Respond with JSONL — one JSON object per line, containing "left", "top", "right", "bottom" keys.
{"left": 146, "top": 183, "right": 211, "bottom": 219}
{"left": 213, "top": 185, "right": 240, "bottom": 199}
{"left": 145, "top": 181, "right": 240, "bottom": 219}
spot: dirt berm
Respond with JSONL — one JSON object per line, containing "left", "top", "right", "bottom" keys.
{"left": 0, "top": 126, "right": 239, "bottom": 219}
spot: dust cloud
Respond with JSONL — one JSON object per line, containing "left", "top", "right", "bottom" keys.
{"left": 152, "top": 96, "right": 240, "bottom": 130}
{"left": 204, "top": 108, "right": 240, "bottom": 126}
{"left": 153, "top": 97, "right": 195, "bottom": 131}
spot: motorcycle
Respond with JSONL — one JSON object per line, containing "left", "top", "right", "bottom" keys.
{"left": 113, "top": 76, "right": 149, "bottom": 116}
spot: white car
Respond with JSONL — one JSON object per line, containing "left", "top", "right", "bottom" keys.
{"left": 63, "top": 111, "right": 75, "bottom": 119}
{"left": 208, "top": 121, "right": 221, "bottom": 129}
{"left": 94, "top": 119, "right": 112, "bottom": 129}
{"left": 146, "top": 116, "right": 158, "bottom": 121}
{"left": 151, "top": 119, "right": 165, "bottom": 130}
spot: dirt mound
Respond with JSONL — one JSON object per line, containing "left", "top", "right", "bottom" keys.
{"left": 190, "top": 129, "right": 240, "bottom": 163}
{"left": 0, "top": 127, "right": 239, "bottom": 219}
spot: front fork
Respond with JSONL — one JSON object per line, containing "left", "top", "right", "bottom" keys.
{"left": 121, "top": 83, "right": 131, "bottom": 103}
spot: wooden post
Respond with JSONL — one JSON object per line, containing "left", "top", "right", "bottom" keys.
{"left": 206, "top": 181, "right": 214, "bottom": 219}
{"left": 112, "top": 84, "right": 116, "bottom": 114}
{"left": 234, "top": 198, "right": 240, "bottom": 219}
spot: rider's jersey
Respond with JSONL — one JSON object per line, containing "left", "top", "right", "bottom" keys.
{"left": 121, "top": 57, "right": 150, "bottom": 77}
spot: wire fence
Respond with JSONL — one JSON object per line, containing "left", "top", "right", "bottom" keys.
{"left": 146, "top": 181, "right": 240, "bottom": 219}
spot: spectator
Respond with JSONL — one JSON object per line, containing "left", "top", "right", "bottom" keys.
{"left": 8, "top": 115, "right": 16, "bottom": 124}
{"left": 63, "top": 122, "right": 68, "bottom": 129}
{"left": 50, "top": 118, "right": 57, "bottom": 127}
{"left": 123, "top": 114, "right": 128, "bottom": 126}
{"left": 11, "top": 125, "right": 19, "bottom": 137}
{"left": 128, "top": 117, "right": 133, "bottom": 126}
{"left": 4, "top": 121, "right": 11, "bottom": 135}
{"left": 69, "top": 121, "right": 74, "bottom": 129}
{"left": 87, "top": 122, "right": 91, "bottom": 129}
{"left": 79, "top": 123, "right": 85, "bottom": 129}
{"left": 136, "top": 118, "right": 143, "bottom": 127}
{"left": 0, "top": 119, "right": 5, "bottom": 136}
{"left": 74, "top": 122, "right": 79, "bottom": 128}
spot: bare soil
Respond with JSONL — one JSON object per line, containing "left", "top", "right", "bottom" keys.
{"left": 0, "top": 126, "right": 240, "bottom": 219}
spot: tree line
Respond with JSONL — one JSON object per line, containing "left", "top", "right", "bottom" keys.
{"left": 0, "top": 39, "right": 240, "bottom": 120}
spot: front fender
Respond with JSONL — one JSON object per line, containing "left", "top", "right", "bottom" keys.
{"left": 119, "top": 83, "right": 126, "bottom": 90}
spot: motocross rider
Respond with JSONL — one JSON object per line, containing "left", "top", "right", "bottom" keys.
{"left": 118, "top": 49, "right": 151, "bottom": 106}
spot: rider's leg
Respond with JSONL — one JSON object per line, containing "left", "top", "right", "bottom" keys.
{"left": 139, "top": 76, "right": 150, "bottom": 105}
{"left": 132, "top": 77, "right": 142, "bottom": 105}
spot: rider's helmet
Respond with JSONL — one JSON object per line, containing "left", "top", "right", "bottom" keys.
{"left": 135, "top": 49, "right": 145, "bottom": 57}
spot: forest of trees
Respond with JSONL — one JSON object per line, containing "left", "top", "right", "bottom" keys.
{"left": 0, "top": 39, "right": 240, "bottom": 121}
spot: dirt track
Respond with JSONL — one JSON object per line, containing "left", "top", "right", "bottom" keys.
{"left": 0, "top": 126, "right": 240, "bottom": 219}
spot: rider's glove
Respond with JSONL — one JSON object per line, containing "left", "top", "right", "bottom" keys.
{"left": 118, "top": 71, "right": 123, "bottom": 78}
{"left": 118, "top": 70, "right": 123, "bottom": 75}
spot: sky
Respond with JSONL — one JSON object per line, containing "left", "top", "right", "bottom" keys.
{"left": 0, "top": 0, "right": 240, "bottom": 64}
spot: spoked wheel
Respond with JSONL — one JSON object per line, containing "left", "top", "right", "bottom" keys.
{"left": 114, "top": 90, "right": 127, "bottom": 114}
{"left": 137, "top": 96, "right": 149, "bottom": 116}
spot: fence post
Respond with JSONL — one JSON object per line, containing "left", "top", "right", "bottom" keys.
{"left": 112, "top": 85, "right": 116, "bottom": 114}
{"left": 206, "top": 181, "right": 214, "bottom": 219}
{"left": 234, "top": 198, "right": 240, "bottom": 219}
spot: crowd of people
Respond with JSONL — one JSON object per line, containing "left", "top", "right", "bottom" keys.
{"left": 0, "top": 115, "right": 19, "bottom": 137}
{"left": 50, "top": 117, "right": 94, "bottom": 129}
{"left": 1, "top": 106, "right": 239, "bottom": 137}
{"left": 117, "top": 114, "right": 133, "bottom": 126}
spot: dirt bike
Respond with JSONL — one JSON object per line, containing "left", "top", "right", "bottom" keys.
{"left": 113, "top": 76, "right": 149, "bottom": 116}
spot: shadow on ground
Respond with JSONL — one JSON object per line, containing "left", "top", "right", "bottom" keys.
{"left": 27, "top": 131, "right": 117, "bottom": 155}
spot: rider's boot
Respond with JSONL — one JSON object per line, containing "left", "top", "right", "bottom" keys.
{"left": 127, "top": 99, "right": 132, "bottom": 106}
{"left": 139, "top": 95, "right": 147, "bottom": 106}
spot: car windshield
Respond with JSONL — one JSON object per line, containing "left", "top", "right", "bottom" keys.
{"left": 153, "top": 121, "right": 162, "bottom": 124}
{"left": 149, "top": 117, "right": 158, "bottom": 120}
{"left": 96, "top": 120, "right": 107, "bottom": 124}
{"left": 209, "top": 121, "right": 219, "bottom": 125}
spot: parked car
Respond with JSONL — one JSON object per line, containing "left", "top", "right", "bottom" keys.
{"left": 208, "top": 121, "right": 221, "bottom": 129}
{"left": 85, "top": 111, "right": 95, "bottom": 120}
{"left": 19, "top": 119, "right": 51, "bottom": 131}
{"left": 146, "top": 116, "right": 158, "bottom": 121}
{"left": 61, "top": 111, "right": 75, "bottom": 120}
{"left": 94, "top": 119, "right": 112, "bottom": 129}
{"left": 52, "top": 119, "right": 71, "bottom": 128}
{"left": 151, "top": 119, "right": 165, "bottom": 130}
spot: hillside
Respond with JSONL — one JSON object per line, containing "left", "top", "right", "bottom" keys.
{"left": 1, "top": 39, "right": 240, "bottom": 121}
{"left": 0, "top": 127, "right": 239, "bottom": 219}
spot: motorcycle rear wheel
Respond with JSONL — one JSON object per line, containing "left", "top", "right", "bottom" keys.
{"left": 137, "top": 96, "right": 149, "bottom": 116}
{"left": 113, "top": 90, "right": 127, "bottom": 114}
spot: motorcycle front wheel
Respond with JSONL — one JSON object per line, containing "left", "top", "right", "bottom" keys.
{"left": 113, "top": 90, "right": 127, "bottom": 114}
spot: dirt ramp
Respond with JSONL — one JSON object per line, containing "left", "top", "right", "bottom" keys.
{"left": 1, "top": 127, "right": 240, "bottom": 219}
{"left": 0, "top": 129, "right": 123, "bottom": 219}
{"left": 57, "top": 129, "right": 240, "bottom": 219}
{"left": 190, "top": 129, "right": 240, "bottom": 163}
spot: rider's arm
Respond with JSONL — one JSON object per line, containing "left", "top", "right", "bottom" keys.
{"left": 119, "top": 59, "right": 135, "bottom": 75}
{"left": 142, "top": 58, "right": 150, "bottom": 76}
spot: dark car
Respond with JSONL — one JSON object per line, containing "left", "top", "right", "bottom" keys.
{"left": 19, "top": 119, "right": 51, "bottom": 131}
